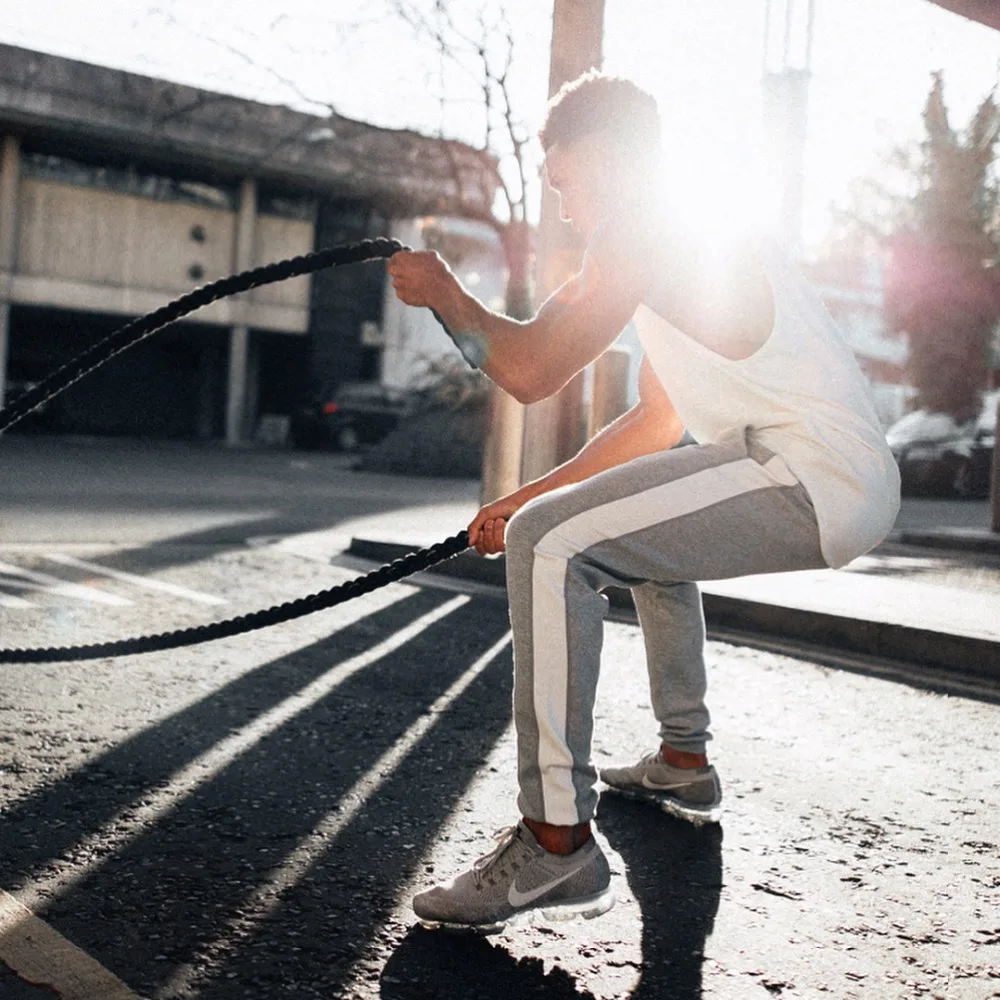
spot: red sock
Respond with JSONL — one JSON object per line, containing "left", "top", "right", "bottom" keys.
{"left": 660, "top": 744, "right": 708, "bottom": 769}
{"left": 522, "top": 817, "right": 591, "bottom": 855}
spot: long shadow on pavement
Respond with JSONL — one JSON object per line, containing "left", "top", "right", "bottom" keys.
{"left": 375, "top": 785, "right": 723, "bottom": 1000}
{"left": 596, "top": 794, "right": 723, "bottom": 999}
{"left": 1, "top": 588, "right": 454, "bottom": 884}
{"left": 4, "top": 591, "right": 515, "bottom": 999}
{"left": 383, "top": 929, "right": 598, "bottom": 1000}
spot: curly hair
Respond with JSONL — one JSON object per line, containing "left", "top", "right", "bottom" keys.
{"left": 539, "top": 70, "right": 661, "bottom": 161}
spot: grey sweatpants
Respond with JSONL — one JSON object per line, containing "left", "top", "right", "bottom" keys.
{"left": 505, "top": 428, "right": 827, "bottom": 826}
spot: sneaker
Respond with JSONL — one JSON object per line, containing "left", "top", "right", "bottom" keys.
{"left": 412, "top": 821, "right": 615, "bottom": 934}
{"left": 600, "top": 750, "right": 723, "bottom": 825}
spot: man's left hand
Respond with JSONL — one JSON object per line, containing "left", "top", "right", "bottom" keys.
{"left": 467, "top": 487, "right": 539, "bottom": 556}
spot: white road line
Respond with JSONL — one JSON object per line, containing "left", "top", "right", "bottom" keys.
{"left": 0, "top": 560, "right": 132, "bottom": 607}
{"left": 156, "top": 630, "right": 512, "bottom": 999}
{"left": 0, "top": 889, "right": 142, "bottom": 1000}
{"left": 43, "top": 554, "right": 227, "bottom": 606}
{"left": 0, "top": 590, "right": 34, "bottom": 608}
{"left": 16, "top": 593, "right": 470, "bottom": 913}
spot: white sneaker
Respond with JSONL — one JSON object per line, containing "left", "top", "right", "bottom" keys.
{"left": 412, "top": 821, "right": 615, "bottom": 933}
{"left": 600, "top": 750, "right": 723, "bottom": 825}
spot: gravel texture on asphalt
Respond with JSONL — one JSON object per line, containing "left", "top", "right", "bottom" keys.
{"left": 0, "top": 545, "right": 997, "bottom": 1000}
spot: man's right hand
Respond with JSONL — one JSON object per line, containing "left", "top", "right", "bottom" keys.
{"left": 387, "top": 250, "right": 455, "bottom": 310}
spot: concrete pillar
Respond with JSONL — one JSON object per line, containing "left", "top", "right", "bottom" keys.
{"left": 518, "top": 0, "right": 605, "bottom": 485}
{"left": 587, "top": 345, "right": 631, "bottom": 438}
{"left": 992, "top": 394, "right": 1000, "bottom": 534}
{"left": 480, "top": 390, "right": 525, "bottom": 502}
{"left": 480, "top": 220, "right": 529, "bottom": 502}
{"left": 0, "top": 134, "right": 20, "bottom": 411}
{"left": 226, "top": 326, "right": 250, "bottom": 444}
{"left": 225, "top": 176, "right": 256, "bottom": 446}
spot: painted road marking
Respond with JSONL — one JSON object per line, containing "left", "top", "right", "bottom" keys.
{"left": 0, "top": 560, "right": 132, "bottom": 606}
{"left": 0, "top": 889, "right": 141, "bottom": 1000}
{"left": 43, "top": 554, "right": 227, "bottom": 606}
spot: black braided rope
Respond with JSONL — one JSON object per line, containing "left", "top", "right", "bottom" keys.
{"left": 0, "top": 238, "right": 475, "bottom": 663}
{"left": 0, "top": 238, "right": 409, "bottom": 434}
{"left": 0, "top": 531, "right": 470, "bottom": 663}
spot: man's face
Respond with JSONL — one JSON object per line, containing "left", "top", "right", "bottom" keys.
{"left": 544, "top": 138, "right": 608, "bottom": 240}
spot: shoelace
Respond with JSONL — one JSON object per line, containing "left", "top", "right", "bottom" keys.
{"left": 472, "top": 825, "right": 532, "bottom": 889}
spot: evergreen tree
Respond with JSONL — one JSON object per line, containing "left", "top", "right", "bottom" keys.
{"left": 884, "top": 73, "right": 1000, "bottom": 418}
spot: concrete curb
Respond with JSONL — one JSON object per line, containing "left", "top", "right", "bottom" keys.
{"left": 348, "top": 537, "right": 1000, "bottom": 682}
{"left": 887, "top": 528, "right": 1000, "bottom": 557}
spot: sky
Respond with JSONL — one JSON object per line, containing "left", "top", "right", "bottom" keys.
{"left": 0, "top": 0, "right": 997, "bottom": 251}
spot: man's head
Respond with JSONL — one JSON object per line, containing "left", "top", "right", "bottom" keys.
{"left": 540, "top": 71, "right": 662, "bottom": 238}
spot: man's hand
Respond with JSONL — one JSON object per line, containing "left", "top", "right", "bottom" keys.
{"left": 467, "top": 486, "right": 539, "bottom": 556}
{"left": 387, "top": 250, "right": 455, "bottom": 309}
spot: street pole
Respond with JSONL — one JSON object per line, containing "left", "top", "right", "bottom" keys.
{"left": 225, "top": 176, "right": 257, "bottom": 447}
{"left": 992, "top": 393, "right": 1000, "bottom": 533}
{"left": 519, "top": 0, "right": 606, "bottom": 485}
{"left": 0, "top": 134, "right": 20, "bottom": 413}
{"left": 479, "top": 0, "right": 605, "bottom": 501}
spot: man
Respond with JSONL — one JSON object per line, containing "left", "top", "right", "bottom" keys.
{"left": 387, "top": 72, "right": 900, "bottom": 933}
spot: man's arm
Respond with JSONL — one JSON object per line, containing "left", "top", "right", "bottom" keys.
{"left": 468, "top": 356, "right": 685, "bottom": 555}
{"left": 387, "top": 235, "right": 648, "bottom": 403}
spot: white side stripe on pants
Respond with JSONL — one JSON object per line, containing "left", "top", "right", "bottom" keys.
{"left": 529, "top": 455, "right": 796, "bottom": 821}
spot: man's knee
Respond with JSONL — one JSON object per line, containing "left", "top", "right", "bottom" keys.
{"left": 509, "top": 500, "right": 587, "bottom": 570}
{"left": 505, "top": 497, "right": 546, "bottom": 556}
{"left": 508, "top": 487, "right": 576, "bottom": 556}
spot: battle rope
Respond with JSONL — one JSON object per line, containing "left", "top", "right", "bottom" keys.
{"left": 0, "top": 531, "right": 469, "bottom": 664}
{"left": 0, "top": 239, "right": 474, "bottom": 663}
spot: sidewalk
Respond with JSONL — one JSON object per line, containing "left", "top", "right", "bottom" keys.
{"left": 275, "top": 498, "right": 1000, "bottom": 684}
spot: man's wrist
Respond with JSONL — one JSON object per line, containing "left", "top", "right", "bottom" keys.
{"left": 435, "top": 290, "right": 490, "bottom": 369}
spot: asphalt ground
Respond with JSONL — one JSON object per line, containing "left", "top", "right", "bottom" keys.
{"left": 0, "top": 540, "right": 996, "bottom": 999}
{"left": 0, "top": 436, "right": 997, "bottom": 998}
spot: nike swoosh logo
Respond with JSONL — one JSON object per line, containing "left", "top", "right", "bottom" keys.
{"left": 641, "top": 774, "right": 693, "bottom": 791}
{"left": 507, "top": 866, "right": 584, "bottom": 908}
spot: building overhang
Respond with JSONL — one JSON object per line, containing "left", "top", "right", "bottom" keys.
{"left": 927, "top": 1, "right": 1000, "bottom": 31}
{"left": 0, "top": 43, "right": 499, "bottom": 221}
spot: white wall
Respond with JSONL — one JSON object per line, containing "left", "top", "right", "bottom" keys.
{"left": 11, "top": 177, "right": 312, "bottom": 333}
{"left": 380, "top": 217, "right": 505, "bottom": 389}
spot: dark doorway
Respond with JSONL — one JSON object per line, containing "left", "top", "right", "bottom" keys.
{"left": 7, "top": 305, "right": 227, "bottom": 440}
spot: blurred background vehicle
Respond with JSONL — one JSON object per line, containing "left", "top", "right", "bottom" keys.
{"left": 289, "top": 382, "right": 420, "bottom": 452}
{"left": 966, "top": 389, "right": 998, "bottom": 498}
{"left": 887, "top": 389, "right": 998, "bottom": 498}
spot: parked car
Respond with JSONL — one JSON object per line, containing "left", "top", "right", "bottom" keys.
{"left": 290, "top": 382, "right": 420, "bottom": 452}
{"left": 966, "top": 390, "right": 998, "bottom": 498}
{"left": 886, "top": 390, "right": 998, "bottom": 498}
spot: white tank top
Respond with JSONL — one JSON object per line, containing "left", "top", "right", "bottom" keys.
{"left": 633, "top": 238, "right": 901, "bottom": 569}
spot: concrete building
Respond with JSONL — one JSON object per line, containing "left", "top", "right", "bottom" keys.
{"left": 0, "top": 43, "right": 496, "bottom": 443}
